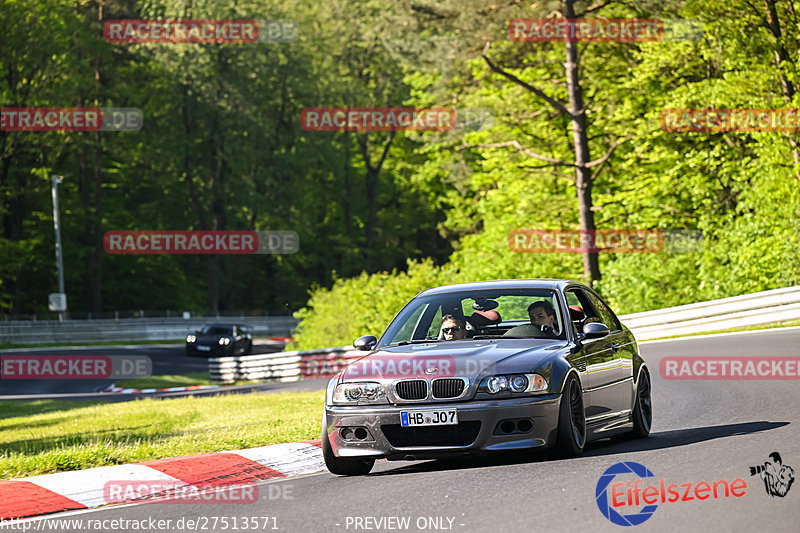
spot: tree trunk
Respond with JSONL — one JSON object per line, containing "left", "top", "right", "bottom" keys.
{"left": 563, "top": 0, "right": 601, "bottom": 282}
{"left": 359, "top": 131, "right": 395, "bottom": 270}
{"left": 763, "top": 0, "right": 800, "bottom": 176}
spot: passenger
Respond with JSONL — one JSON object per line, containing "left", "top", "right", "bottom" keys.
{"left": 441, "top": 314, "right": 467, "bottom": 340}
{"left": 503, "top": 301, "right": 560, "bottom": 339}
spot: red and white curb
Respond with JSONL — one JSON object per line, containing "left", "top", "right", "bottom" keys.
{"left": 0, "top": 440, "right": 323, "bottom": 520}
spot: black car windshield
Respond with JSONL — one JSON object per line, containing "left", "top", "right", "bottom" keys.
{"left": 377, "top": 288, "right": 565, "bottom": 348}
{"left": 200, "top": 326, "right": 233, "bottom": 335}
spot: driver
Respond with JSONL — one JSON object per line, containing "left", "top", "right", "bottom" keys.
{"left": 441, "top": 314, "right": 467, "bottom": 340}
{"left": 503, "top": 301, "right": 560, "bottom": 339}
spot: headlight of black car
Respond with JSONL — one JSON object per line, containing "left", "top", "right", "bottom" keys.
{"left": 332, "top": 382, "right": 387, "bottom": 404}
{"left": 477, "top": 373, "right": 548, "bottom": 396}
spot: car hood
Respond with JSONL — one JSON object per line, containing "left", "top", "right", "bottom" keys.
{"left": 340, "top": 339, "right": 567, "bottom": 381}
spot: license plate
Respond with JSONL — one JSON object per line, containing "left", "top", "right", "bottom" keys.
{"left": 196, "top": 345, "right": 211, "bottom": 351}
{"left": 400, "top": 409, "right": 458, "bottom": 427}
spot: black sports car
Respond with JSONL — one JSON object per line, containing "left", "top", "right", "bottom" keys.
{"left": 185, "top": 323, "right": 253, "bottom": 356}
{"left": 322, "top": 279, "right": 652, "bottom": 475}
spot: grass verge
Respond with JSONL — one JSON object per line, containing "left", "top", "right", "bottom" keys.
{"left": 0, "top": 391, "right": 323, "bottom": 480}
{"left": 112, "top": 372, "right": 258, "bottom": 389}
{"left": 113, "top": 372, "right": 215, "bottom": 389}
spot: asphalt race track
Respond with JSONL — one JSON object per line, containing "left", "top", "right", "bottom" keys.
{"left": 14, "top": 328, "right": 800, "bottom": 532}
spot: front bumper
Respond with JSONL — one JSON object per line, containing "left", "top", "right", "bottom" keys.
{"left": 187, "top": 343, "right": 230, "bottom": 356}
{"left": 325, "top": 394, "right": 561, "bottom": 460}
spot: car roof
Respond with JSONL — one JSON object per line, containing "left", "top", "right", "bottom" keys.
{"left": 417, "top": 278, "right": 584, "bottom": 296}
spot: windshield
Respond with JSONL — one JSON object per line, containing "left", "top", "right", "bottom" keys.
{"left": 200, "top": 326, "right": 233, "bottom": 335}
{"left": 377, "top": 288, "right": 565, "bottom": 348}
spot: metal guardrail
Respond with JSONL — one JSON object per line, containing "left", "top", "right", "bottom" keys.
{"left": 210, "top": 346, "right": 363, "bottom": 383}
{"left": 619, "top": 285, "right": 800, "bottom": 340}
{"left": 0, "top": 316, "right": 298, "bottom": 344}
{"left": 208, "top": 285, "right": 800, "bottom": 382}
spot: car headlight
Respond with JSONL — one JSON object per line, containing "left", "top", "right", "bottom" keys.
{"left": 219, "top": 337, "right": 231, "bottom": 345}
{"left": 186, "top": 335, "right": 196, "bottom": 343}
{"left": 509, "top": 375, "right": 528, "bottom": 392}
{"left": 487, "top": 376, "right": 508, "bottom": 394}
{"left": 479, "top": 373, "right": 548, "bottom": 394}
{"left": 333, "top": 382, "right": 385, "bottom": 403}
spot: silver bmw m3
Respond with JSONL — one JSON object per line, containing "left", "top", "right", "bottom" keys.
{"left": 322, "top": 279, "right": 652, "bottom": 475}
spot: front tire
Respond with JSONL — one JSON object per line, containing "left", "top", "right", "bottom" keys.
{"left": 322, "top": 418, "right": 374, "bottom": 476}
{"left": 630, "top": 368, "right": 652, "bottom": 438}
{"left": 555, "top": 374, "right": 586, "bottom": 456}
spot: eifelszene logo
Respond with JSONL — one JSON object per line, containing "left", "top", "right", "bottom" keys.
{"left": 595, "top": 461, "right": 747, "bottom": 526}
{"left": 749, "top": 452, "right": 795, "bottom": 498}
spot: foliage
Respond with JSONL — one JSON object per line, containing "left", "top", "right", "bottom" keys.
{"left": 290, "top": 0, "right": 800, "bottom": 348}
{"left": 1, "top": 0, "right": 797, "bottom": 343}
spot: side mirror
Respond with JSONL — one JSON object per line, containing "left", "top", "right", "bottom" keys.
{"left": 583, "top": 322, "right": 610, "bottom": 339}
{"left": 353, "top": 335, "right": 378, "bottom": 351}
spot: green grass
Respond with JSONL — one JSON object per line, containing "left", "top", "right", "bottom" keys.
{"left": 0, "top": 391, "right": 324, "bottom": 480}
{"left": 114, "top": 372, "right": 260, "bottom": 389}
{"left": 643, "top": 318, "right": 800, "bottom": 341}
{"left": 113, "top": 372, "right": 214, "bottom": 389}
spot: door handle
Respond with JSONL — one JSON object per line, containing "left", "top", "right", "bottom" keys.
{"left": 611, "top": 343, "right": 620, "bottom": 352}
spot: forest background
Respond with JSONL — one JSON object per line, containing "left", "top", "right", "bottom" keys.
{"left": 1, "top": 0, "right": 797, "bottom": 349}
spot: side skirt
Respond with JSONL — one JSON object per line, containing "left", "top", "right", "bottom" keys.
{"left": 585, "top": 409, "right": 633, "bottom": 441}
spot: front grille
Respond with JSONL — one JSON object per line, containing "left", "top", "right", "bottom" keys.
{"left": 395, "top": 380, "right": 427, "bottom": 400}
{"left": 382, "top": 421, "right": 482, "bottom": 447}
{"left": 431, "top": 378, "right": 465, "bottom": 399}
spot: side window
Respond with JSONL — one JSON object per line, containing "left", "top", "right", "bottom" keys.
{"left": 565, "top": 288, "right": 597, "bottom": 333}
{"left": 426, "top": 306, "right": 444, "bottom": 338}
{"left": 584, "top": 290, "right": 621, "bottom": 331}
{"left": 565, "top": 291, "right": 581, "bottom": 307}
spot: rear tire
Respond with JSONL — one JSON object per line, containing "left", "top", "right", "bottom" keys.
{"left": 322, "top": 419, "right": 375, "bottom": 475}
{"left": 555, "top": 374, "right": 586, "bottom": 456}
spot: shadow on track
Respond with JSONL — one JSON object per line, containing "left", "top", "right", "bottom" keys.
{"left": 583, "top": 420, "right": 789, "bottom": 457}
{"left": 366, "top": 420, "right": 789, "bottom": 477}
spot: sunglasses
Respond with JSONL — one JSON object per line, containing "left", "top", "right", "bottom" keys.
{"left": 443, "top": 326, "right": 462, "bottom": 333}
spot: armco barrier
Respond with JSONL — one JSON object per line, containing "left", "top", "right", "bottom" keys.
{"left": 208, "top": 285, "right": 800, "bottom": 382}
{"left": 0, "top": 316, "right": 297, "bottom": 345}
{"left": 618, "top": 285, "right": 800, "bottom": 340}
{"left": 210, "top": 346, "right": 363, "bottom": 383}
